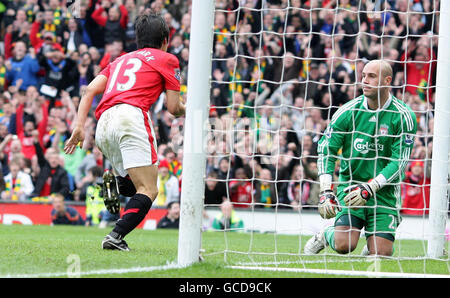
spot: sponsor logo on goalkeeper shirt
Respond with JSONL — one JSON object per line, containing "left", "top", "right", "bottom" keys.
{"left": 353, "top": 138, "right": 384, "bottom": 154}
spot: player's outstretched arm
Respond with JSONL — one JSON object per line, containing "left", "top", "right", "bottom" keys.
{"left": 317, "top": 130, "right": 341, "bottom": 219}
{"left": 166, "top": 90, "right": 185, "bottom": 118}
{"left": 316, "top": 103, "right": 349, "bottom": 218}
{"left": 64, "top": 75, "right": 108, "bottom": 154}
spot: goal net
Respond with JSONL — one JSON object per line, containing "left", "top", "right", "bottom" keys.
{"left": 195, "top": 0, "right": 449, "bottom": 277}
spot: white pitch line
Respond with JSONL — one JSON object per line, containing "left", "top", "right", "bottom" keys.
{"left": 228, "top": 265, "right": 450, "bottom": 278}
{"left": 235, "top": 259, "right": 367, "bottom": 266}
{"left": 3, "top": 260, "right": 449, "bottom": 278}
{"left": 0, "top": 263, "right": 182, "bottom": 278}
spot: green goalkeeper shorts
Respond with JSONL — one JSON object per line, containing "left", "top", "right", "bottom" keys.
{"left": 335, "top": 194, "right": 401, "bottom": 242}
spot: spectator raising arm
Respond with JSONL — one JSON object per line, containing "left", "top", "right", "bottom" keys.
{"left": 91, "top": 0, "right": 128, "bottom": 28}
{"left": 4, "top": 25, "right": 13, "bottom": 60}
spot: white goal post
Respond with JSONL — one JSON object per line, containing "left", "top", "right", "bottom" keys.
{"left": 177, "top": 0, "right": 215, "bottom": 266}
{"left": 427, "top": 0, "right": 450, "bottom": 259}
{"left": 178, "top": 0, "right": 450, "bottom": 269}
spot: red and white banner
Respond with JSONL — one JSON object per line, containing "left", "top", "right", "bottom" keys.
{"left": 0, "top": 202, "right": 168, "bottom": 229}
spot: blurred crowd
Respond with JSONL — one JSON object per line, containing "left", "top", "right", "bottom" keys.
{"left": 0, "top": 0, "right": 443, "bottom": 223}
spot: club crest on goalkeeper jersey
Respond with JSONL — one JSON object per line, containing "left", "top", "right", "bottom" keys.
{"left": 95, "top": 48, "right": 181, "bottom": 120}
{"left": 317, "top": 94, "right": 417, "bottom": 208}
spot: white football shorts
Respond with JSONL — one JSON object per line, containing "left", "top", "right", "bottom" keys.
{"left": 95, "top": 103, "right": 158, "bottom": 177}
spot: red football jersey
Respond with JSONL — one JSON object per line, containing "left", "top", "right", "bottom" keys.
{"left": 95, "top": 48, "right": 181, "bottom": 120}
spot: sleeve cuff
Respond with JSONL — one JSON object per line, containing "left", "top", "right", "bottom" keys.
{"left": 373, "top": 174, "right": 387, "bottom": 189}
{"left": 319, "top": 174, "right": 333, "bottom": 192}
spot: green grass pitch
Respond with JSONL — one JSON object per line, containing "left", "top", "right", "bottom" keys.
{"left": 0, "top": 225, "right": 448, "bottom": 278}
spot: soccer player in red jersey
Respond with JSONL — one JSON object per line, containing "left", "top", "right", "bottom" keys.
{"left": 64, "top": 13, "right": 185, "bottom": 251}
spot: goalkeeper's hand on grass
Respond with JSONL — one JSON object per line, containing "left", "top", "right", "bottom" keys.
{"left": 343, "top": 179, "right": 380, "bottom": 207}
{"left": 318, "top": 190, "right": 341, "bottom": 219}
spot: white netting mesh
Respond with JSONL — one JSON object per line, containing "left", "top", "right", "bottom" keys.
{"left": 201, "top": 0, "right": 449, "bottom": 276}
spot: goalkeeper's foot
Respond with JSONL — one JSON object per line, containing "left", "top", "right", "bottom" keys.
{"left": 102, "top": 234, "right": 130, "bottom": 251}
{"left": 304, "top": 229, "right": 327, "bottom": 255}
{"left": 102, "top": 170, "right": 120, "bottom": 214}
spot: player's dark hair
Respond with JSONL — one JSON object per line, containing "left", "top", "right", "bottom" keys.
{"left": 135, "top": 12, "right": 169, "bottom": 50}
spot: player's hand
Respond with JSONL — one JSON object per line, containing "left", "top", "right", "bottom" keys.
{"left": 318, "top": 190, "right": 341, "bottom": 219}
{"left": 64, "top": 126, "right": 84, "bottom": 154}
{"left": 343, "top": 180, "right": 380, "bottom": 206}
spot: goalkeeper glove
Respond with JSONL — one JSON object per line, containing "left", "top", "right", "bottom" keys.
{"left": 318, "top": 190, "right": 341, "bottom": 219}
{"left": 343, "top": 179, "right": 380, "bottom": 207}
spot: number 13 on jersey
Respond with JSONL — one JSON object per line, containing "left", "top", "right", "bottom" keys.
{"left": 106, "top": 57, "right": 143, "bottom": 93}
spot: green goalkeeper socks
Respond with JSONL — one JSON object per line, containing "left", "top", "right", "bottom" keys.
{"left": 324, "top": 225, "right": 336, "bottom": 251}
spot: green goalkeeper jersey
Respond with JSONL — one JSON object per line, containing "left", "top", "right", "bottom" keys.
{"left": 317, "top": 94, "right": 417, "bottom": 210}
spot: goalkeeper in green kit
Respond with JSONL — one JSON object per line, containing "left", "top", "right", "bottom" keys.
{"left": 304, "top": 60, "right": 417, "bottom": 256}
